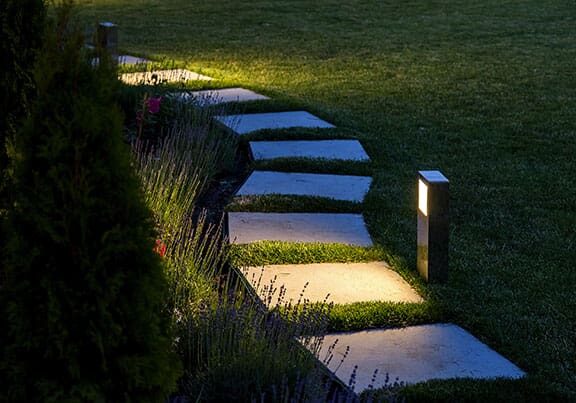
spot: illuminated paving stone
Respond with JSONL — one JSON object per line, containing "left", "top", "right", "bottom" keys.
{"left": 173, "top": 87, "right": 269, "bottom": 106}
{"left": 241, "top": 262, "right": 423, "bottom": 305}
{"left": 91, "top": 54, "right": 149, "bottom": 67}
{"left": 118, "top": 55, "right": 149, "bottom": 65}
{"left": 250, "top": 140, "right": 370, "bottom": 161}
{"left": 228, "top": 212, "right": 372, "bottom": 246}
{"left": 236, "top": 171, "right": 372, "bottom": 202}
{"left": 214, "top": 111, "right": 335, "bottom": 135}
{"left": 311, "top": 324, "right": 525, "bottom": 392}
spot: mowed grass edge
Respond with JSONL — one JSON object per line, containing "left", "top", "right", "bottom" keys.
{"left": 77, "top": 0, "right": 576, "bottom": 398}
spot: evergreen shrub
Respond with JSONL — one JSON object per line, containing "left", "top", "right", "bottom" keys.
{"left": 0, "top": 0, "right": 46, "bottom": 187}
{"left": 0, "top": 3, "right": 180, "bottom": 401}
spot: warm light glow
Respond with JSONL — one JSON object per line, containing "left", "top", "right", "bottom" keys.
{"left": 418, "top": 179, "right": 428, "bottom": 216}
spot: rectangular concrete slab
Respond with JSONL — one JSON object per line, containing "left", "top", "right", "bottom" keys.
{"left": 236, "top": 171, "right": 372, "bottom": 202}
{"left": 173, "top": 87, "right": 269, "bottom": 106}
{"left": 310, "top": 324, "right": 525, "bottom": 392}
{"left": 250, "top": 140, "right": 370, "bottom": 161}
{"left": 118, "top": 55, "right": 149, "bottom": 65}
{"left": 120, "top": 69, "right": 212, "bottom": 85}
{"left": 92, "top": 55, "right": 149, "bottom": 67}
{"left": 214, "top": 111, "right": 335, "bottom": 135}
{"left": 241, "top": 262, "right": 423, "bottom": 306}
{"left": 228, "top": 212, "right": 372, "bottom": 246}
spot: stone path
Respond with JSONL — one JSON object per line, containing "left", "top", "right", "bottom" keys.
{"left": 92, "top": 54, "right": 149, "bottom": 67}
{"left": 241, "top": 262, "right": 423, "bottom": 305}
{"left": 207, "top": 87, "right": 525, "bottom": 393}
{"left": 236, "top": 171, "right": 372, "bottom": 202}
{"left": 118, "top": 55, "right": 149, "bottom": 65}
{"left": 315, "top": 324, "right": 525, "bottom": 391}
{"left": 173, "top": 87, "right": 269, "bottom": 106}
{"left": 214, "top": 111, "right": 335, "bottom": 135}
{"left": 250, "top": 139, "right": 370, "bottom": 161}
{"left": 228, "top": 212, "right": 373, "bottom": 246}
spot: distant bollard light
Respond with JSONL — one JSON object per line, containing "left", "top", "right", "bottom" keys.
{"left": 96, "top": 22, "right": 118, "bottom": 61}
{"left": 417, "top": 170, "right": 449, "bottom": 283}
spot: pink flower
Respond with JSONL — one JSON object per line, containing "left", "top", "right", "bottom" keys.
{"left": 147, "top": 96, "right": 162, "bottom": 114}
{"left": 154, "top": 239, "right": 167, "bottom": 258}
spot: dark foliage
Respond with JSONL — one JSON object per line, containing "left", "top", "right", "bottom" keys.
{"left": 0, "top": 0, "right": 46, "bottom": 195}
{"left": 0, "top": 3, "right": 180, "bottom": 401}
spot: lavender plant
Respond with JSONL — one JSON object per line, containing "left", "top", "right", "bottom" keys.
{"left": 130, "top": 74, "right": 360, "bottom": 402}
{"left": 180, "top": 279, "right": 333, "bottom": 402}
{"left": 132, "top": 100, "right": 236, "bottom": 241}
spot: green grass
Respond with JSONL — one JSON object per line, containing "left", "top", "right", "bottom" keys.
{"left": 227, "top": 194, "right": 363, "bottom": 213}
{"left": 327, "top": 301, "right": 442, "bottom": 332}
{"left": 387, "top": 378, "right": 571, "bottom": 403}
{"left": 242, "top": 127, "right": 356, "bottom": 141}
{"left": 251, "top": 157, "right": 372, "bottom": 176}
{"left": 77, "top": 0, "right": 576, "bottom": 398}
{"left": 230, "top": 241, "right": 386, "bottom": 267}
{"left": 277, "top": 300, "right": 441, "bottom": 333}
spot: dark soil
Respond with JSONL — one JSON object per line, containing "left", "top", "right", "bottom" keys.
{"left": 193, "top": 141, "right": 252, "bottom": 238}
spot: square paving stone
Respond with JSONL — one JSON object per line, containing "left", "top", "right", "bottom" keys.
{"left": 91, "top": 55, "right": 149, "bottom": 67}
{"left": 250, "top": 140, "right": 370, "bottom": 161}
{"left": 120, "top": 69, "right": 212, "bottom": 85}
{"left": 241, "top": 262, "right": 423, "bottom": 306}
{"left": 311, "top": 324, "right": 525, "bottom": 392}
{"left": 236, "top": 171, "right": 372, "bottom": 202}
{"left": 118, "top": 55, "right": 150, "bottom": 65}
{"left": 228, "top": 212, "right": 372, "bottom": 246}
{"left": 172, "top": 87, "right": 269, "bottom": 106}
{"left": 214, "top": 111, "right": 335, "bottom": 135}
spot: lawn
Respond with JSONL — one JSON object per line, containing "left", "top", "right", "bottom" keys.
{"left": 77, "top": 0, "right": 576, "bottom": 399}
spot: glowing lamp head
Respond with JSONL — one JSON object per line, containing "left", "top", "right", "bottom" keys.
{"left": 418, "top": 179, "right": 428, "bottom": 216}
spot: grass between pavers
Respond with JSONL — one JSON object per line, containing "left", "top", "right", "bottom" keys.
{"left": 251, "top": 158, "right": 372, "bottom": 176}
{"left": 227, "top": 194, "right": 363, "bottom": 213}
{"left": 276, "top": 301, "right": 440, "bottom": 334}
{"left": 229, "top": 241, "right": 385, "bottom": 267}
{"left": 78, "top": 0, "right": 576, "bottom": 397}
{"left": 212, "top": 98, "right": 313, "bottom": 115}
{"left": 230, "top": 241, "right": 429, "bottom": 298}
{"left": 375, "top": 378, "right": 570, "bottom": 403}
{"left": 241, "top": 127, "right": 358, "bottom": 142}
{"left": 326, "top": 301, "right": 441, "bottom": 333}
{"left": 117, "top": 58, "right": 189, "bottom": 73}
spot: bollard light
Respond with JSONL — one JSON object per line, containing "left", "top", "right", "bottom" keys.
{"left": 417, "top": 170, "right": 449, "bottom": 283}
{"left": 96, "top": 22, "right": 118, "bottom": 61}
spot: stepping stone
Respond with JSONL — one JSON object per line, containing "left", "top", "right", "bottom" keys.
{"left": 236, "top": 171, "right": 372, "bottom": 202}
{"left": 310, "top": 324, "right": 525, "bottom": 392}
{"left": 172, "top": 87, "right": 269, "bottom": 106}
{"left": 118, "top": 55, "right": 149, "bottom": 65}
{"left": 250, "top": 140, "right": 370, "bottom": 161}
{"left": 228, "top": 212, "right": 372, "bottom": 246}
{"left": 241, "top": 262, "right": 423, "bottom": 306}
{"left": 214, "top": 111, "right": 335, "bottom": 135}
{"left": 91, "top": 55, "right": 149, "bottom": 67}
{"left": 120, "top": 69, "right": 212, "bottom": 85}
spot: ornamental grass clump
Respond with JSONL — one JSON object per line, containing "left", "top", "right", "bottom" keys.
{"left": 132, "top": 92, "right": 344, "bottom": 401}
{"left": 132, "top": 105, "right": 236, "bottom": 244}
{"left": 0, "top": 2, "right": 180, "bottom": 401}
{"left": 128, "top": 67, "right": 237, "bottom": 316}
{"left": 164, "top": 214, "right": 226, "bottom": 326}
{"left": 180, "top": 280, "right": 334, "bottom": 402}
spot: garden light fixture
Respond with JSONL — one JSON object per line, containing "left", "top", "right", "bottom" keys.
{"left": 96, "top": 21, "right": 118, "bottom": 60}
{"left": 417, "top": 170, "right": 449, "bottom": 283}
